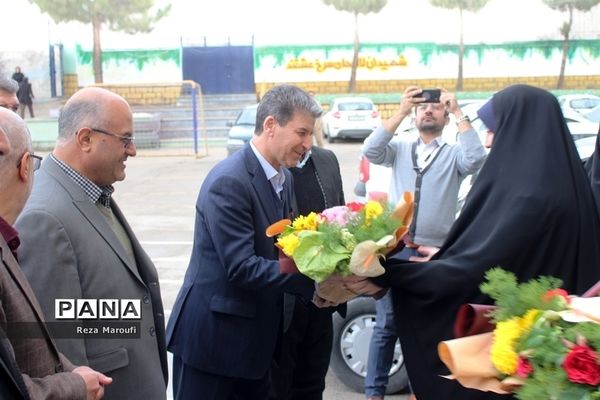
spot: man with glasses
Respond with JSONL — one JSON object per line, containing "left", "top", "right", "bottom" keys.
{"left": 0, "top": 76, "right": 19, "bottom": 113}
{"left": 361, "top": 86, "right": 486, "bottom": 400}
{"left": 15, "top": 87, "right": 168, "bottom": 400}
{"left": 0, "top": 106, "right": 112, "bottom": 400}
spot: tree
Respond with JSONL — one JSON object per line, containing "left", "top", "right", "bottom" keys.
{"left": 322, "top": 0, "right": 388, "bottom": 92}
{"left": 543, "top": 0, "right": 600, "bottom": 89}
{"left": 429, "top": 0, "right": 489, "bottom": 91}
{"left": 31, "top": 0, "right": 171, "bottom": 84}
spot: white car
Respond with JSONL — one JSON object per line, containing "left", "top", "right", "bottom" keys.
{"left": 226, "top": 104, "right": 257, "bottom": 155}
{"left": 574, "top": 136, "right": 597, "bottom": 161}
{"left": 558, "top": 94, "right": 600, "bottom": 116}
{"left": 562, "top": 110, "right": 598, "bottom": 140}
{"left": 323, "top": 97, "right": 381, "bottom": 143}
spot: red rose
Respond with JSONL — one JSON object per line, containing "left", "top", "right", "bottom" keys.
{"left": 563, "top": 345, "right": 600, "bottom": 386}
{"left": 516, "top": 356, "right": 533, "bottom": 378}
{"left": 543, "top": 288, "right": 571, "bottom": 304}
{"left": 346, "top": 202, "right": 364, "bottom": 212}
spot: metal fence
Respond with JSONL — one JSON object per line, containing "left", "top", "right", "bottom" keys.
{"left": 101, "top": 80, "right": 209, "bottom": 157}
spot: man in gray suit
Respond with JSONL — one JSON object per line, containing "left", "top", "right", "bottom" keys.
{"left": 15, "top": 87, "right": 168, "bottom": 399}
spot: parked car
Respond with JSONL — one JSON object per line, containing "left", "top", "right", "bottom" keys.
{"left": 575, "top": 136, "right": 597, "bottom": 161}
{"left": 330, "top": 297, "right": 408, "bottom": 394}
{"left": 226, "top": 104, "right": 257, "bottom": 155}
{"left": 323, "top": 97, "right": 381, "bottom": 143}
{"left": 583, "top": 103, "right": 600, "bottom": 123}
{"left": 562, "top": 110, "right": 599, "bottom": 140}
{"left": 558, "top": 94, "right": 600, "bottom": 116}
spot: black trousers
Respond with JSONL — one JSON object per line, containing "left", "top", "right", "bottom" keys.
{"left": 172, "top": 355, "right": 270, "bottom": 400}
{"left": 19, "top": 103, "right": 33, "bottom": 119}
{"left": 269, "top": 298, "right": 334, "bottom": 400}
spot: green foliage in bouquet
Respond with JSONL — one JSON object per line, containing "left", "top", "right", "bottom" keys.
{"left": 276, "top": 201, "right": 403, "bottom": 282}
{"left": 480, "top": 267, "right": 567, "bottom": 322}
{"left": 480, "top": 268, "right": 600, "bottom": 400}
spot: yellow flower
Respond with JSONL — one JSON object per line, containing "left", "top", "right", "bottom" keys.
{"left": 277, "top": 233, "right": 300, "bottom": 256}
{"left": 490, "top": 310, "right": 540, "bottom": 375}
{"left": 491, "top": 318, "right": 521, "bottom": 375}
{"left": 364, "top": 201, "right": 383, "bottom": 224}
{"left": 520, "top": 309, "right": 540, "bottom": 331}
{"left": 292, "top": 212, "right": 320, "bottom": 231}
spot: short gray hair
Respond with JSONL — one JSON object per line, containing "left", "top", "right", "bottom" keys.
{"left": 0, "top": 112, "right": 31, "bottom": 188}
{"left": 57, "top": 100, "right": 104, "bottom": 140}
{"left": 255, "top": 85, "right": 322, "bottom": 135}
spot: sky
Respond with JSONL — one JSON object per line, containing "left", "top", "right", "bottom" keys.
{"left": 3, "top": 0, "right": 600, "bottom": 52}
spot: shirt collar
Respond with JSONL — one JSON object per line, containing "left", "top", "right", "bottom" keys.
{"left": 249, "top": 141, "right": 286, "bottom": 194}
{"left": 0, "top": 216, "right": 20, "bottom": 257}
{"left": 50, "top": 154, "right": 114, "bottom": 207}
{"left": 417, "top": 136, "right": 445, "bottom": 148}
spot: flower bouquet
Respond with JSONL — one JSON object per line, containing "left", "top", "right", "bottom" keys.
{"left": 266, "top": 192, "right": 414, "bottom": 303}
{"left": 438, "top": 268, "right": 600, "bottom": 399}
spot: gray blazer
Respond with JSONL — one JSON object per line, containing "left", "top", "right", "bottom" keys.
{"left": 15, "top": 157, "right": 168, "bottom": 400}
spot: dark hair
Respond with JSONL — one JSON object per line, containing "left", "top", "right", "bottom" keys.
{"left": 255, "top": 85, "right": 322, "bottom": 135}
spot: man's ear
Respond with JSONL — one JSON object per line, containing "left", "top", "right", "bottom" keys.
{"left": 263, "top": 116, "right": 277, "bottom": 136}
{"left": 76, "top": 127, "right": 94, "bottom": 152}
{"left": 17, "top": 152, "right": 30, "bottom": 182}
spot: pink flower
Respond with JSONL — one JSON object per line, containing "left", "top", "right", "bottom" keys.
{"left": 563, "top": 345, "right": 600, "bottom": 386}
{"left": 516, "top": 356, "right": 533, "bottom": 378}
{"left": 320, "top": 206, "right": 352, "bottom": 226}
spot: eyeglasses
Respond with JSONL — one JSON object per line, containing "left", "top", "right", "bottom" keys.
{"left": 91, "top": 128, "right": 135, "bottom": 149}
{"left": 16, "top": 153, "right": 42, "bottom": 171}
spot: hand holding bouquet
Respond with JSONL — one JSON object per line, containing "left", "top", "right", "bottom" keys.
{"left": 438, "top": 268, "right": 600, "bottom": 399}
{"left": 267, "top": 192, "right": 414, "bottom": 303}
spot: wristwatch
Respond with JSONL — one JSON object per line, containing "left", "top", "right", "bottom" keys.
{"left": 456, "top": 115, "right": 471, "bottom": 125}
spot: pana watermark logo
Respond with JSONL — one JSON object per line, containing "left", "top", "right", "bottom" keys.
{"left": 55, "top": 299, "right": 142, "bottom": 320}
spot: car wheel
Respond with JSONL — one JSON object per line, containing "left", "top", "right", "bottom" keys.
{"left": 330, "top": 297, "right": 409, "bottom": 394}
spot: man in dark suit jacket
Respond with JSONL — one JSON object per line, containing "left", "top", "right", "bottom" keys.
{"left": 269, "top": 145, "right": 346, "bottom": 400}
{"left": 15, "top": 88, "right": 168, "bottom": 399}
{"left": 0, "top": 106, "right": 111, "bottom": 399}
{"left": 167, "top": 85, "right": 336, "bottom": 399}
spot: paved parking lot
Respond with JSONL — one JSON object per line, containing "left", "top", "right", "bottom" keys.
{"left": 112, "top": 142, "right": 409, "bottom": 400}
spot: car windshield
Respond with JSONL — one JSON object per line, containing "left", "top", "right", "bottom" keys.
{"left": 571, "top": 98, "right": 600, "bottom": 110}
{"left": 338, "top": 102, "right": 373, "bottom": 111}
{"left": 236, "top": 107, "right": 257, "bottom": 125}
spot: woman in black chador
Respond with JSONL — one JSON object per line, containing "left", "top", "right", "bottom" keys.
{"left": 369, "top": 84, "right": 600, "bottom": 399}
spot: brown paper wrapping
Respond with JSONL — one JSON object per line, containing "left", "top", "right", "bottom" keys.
{"left": 316, "top": 275, "right": 360, "bottom": 304}
{"left": 438, "top": 332, "right": 512, "bottom": 394}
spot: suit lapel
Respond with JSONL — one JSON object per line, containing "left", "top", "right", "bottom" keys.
{"left": 43, "top": 159, "right": 144, "bottom": 285}
{"left": 72, "top": 200, "right": 144, "bottom": 284}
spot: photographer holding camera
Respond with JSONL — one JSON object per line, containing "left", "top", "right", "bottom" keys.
{"left": 361, "top": 86, "right": 486, "bottom": 400}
